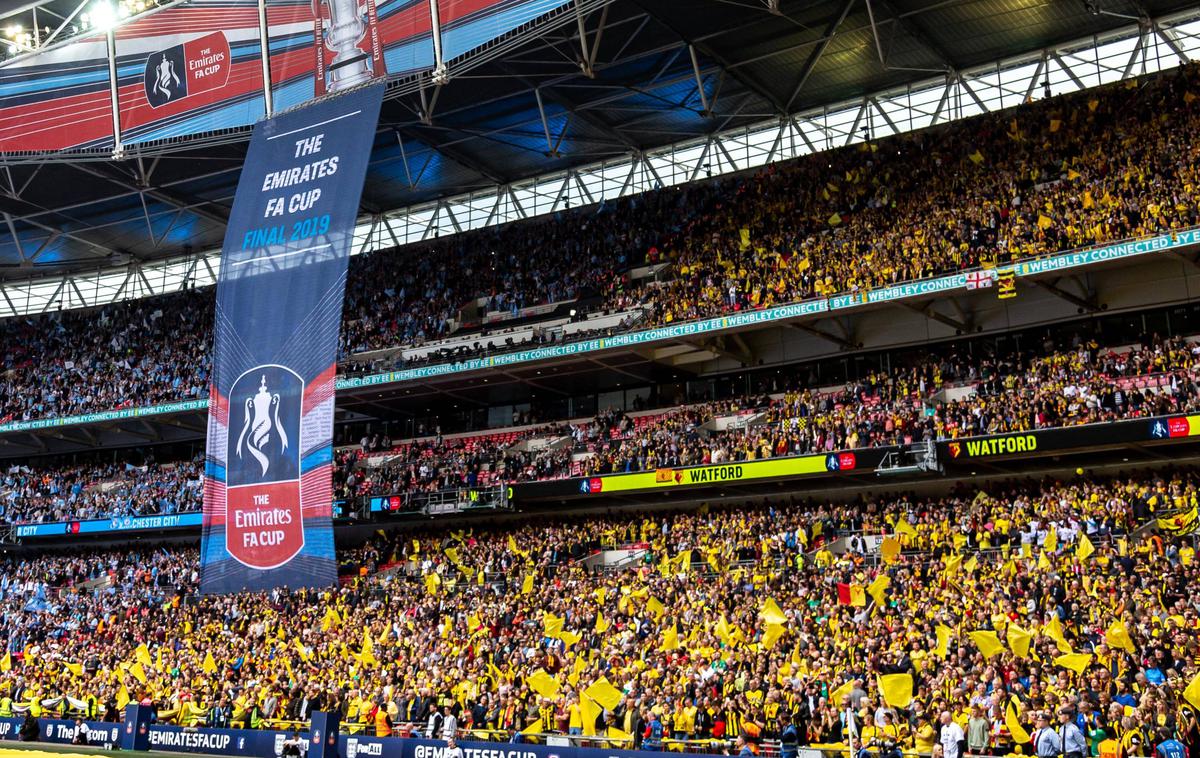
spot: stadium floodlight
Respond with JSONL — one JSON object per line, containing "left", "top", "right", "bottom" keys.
{"left": 87, "top": 1, "right": 118, "bottom": 30}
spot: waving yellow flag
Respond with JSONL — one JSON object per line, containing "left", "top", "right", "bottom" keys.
{"left": 1077, "top": 534, "right": 1095, "bottom": 561}
{"left": 1005, "top": 698, "right": 1031, "bottom": 744}
{"left": 1007, "top": 624, "right": 1033, "bottom": 659}
{"left": 661, "top": 625, "right": 680, "bottom": 652}
{"left": 1043, "top": 528, "right": 1058, "bottom": 552}
{"left": 585, "top": 677, "right": 624, "bottom": 711}
{"left": 1184, "top": 672, "right": 1200, "bottom": 711}
{"left": 202, "top": 651, "right": 219, "bottom": 674}
{"left": 1044, "top": 615, "right": 1073, "bottom": 654}
{"left": 866, "top": 575, "right": 890, "bottom": 607}
{"left": 878, "top": 674, "right": 913, "bottom": 708}
{"left": 761, "top": 598, "right": 787, "bottom": 625}
{"left": 935, "top": 625, "right": 953, "bottom": 658}
{"left": 969, "top": 630, "right": 1006, "bottom": 659}
{"left": 527, "top": 669, "right": 561, "bottom": 699}
{"left": 1105, "top": 621, "right": 1136, "bottom": 653}
{"left": 1054, "top": 653, "right": 1093, "bottom": 674}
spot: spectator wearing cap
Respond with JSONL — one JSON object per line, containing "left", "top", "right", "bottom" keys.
{"left": 1060, "top": 707, "right": 1087, "bottom": 758}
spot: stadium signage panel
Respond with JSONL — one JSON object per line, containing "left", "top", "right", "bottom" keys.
{"left": 945, "top": 434, "right": 1039, "bottom": 458}
{"left": 512, "top": 449, "right": 875, "bottom": 500}
{"left": 0, "top": 230, "right": 1195, "bottom": 438}
{"left": 0, "top": 398, "right": 208, "bottom": 434}
{"left": 0, "top": 718, "right": 121, "bottom": 747}
{"left": 14, "top": 511, "right": 204, "bottom": 539}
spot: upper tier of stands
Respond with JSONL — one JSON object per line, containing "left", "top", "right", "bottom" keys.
{"left": 2, "top": 64, "right": 1199, "bottom": 425}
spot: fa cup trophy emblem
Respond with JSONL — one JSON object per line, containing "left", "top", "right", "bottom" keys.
{"left": 320, "top": 0, "right": 373, "bottom": 91}
{"left": 236, "top": 375, "right": 290, "bottom": 477}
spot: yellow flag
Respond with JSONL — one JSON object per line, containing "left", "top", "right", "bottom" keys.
{"left": 543, "top": 613, "right": 564, "bottom": 638}
{"left": 1105, "top": 621, "right": 1136, "bottom": 653}
{"left": 1005, "top": 698, "right": 1031, "bottom": 744}
{"left": 135, "top": 644, "right": 153, "bottom": 667}
{"left": 558, "top": 631, "right": 582, "bottom": 648}
{"left": 1054, "top": 653, "right": 1093, "bottom": 674}
{"left": 0, "top": 652, "right": 10, "bottom": 673}
{"left": 130, "top": 662, "right": 147, "bottom": 684}
{"left": 964, "top": 554, "right": 979, "bottom": 574}
{"left": 895, "top": 520, "right": 916, "bottom": 538}
{"left": 1044, "top": 615, "right": 1072, "bottom": 654}
{"left": 1037, "top": 552, "right": 1052, "bottom": 571}
{"left": 526, "top": 669, "right": 561, "bottom": 699}
{"left": 1077, "top": 534, "right": 1095, "bottom": 561}
{"left": 65, "top": 661, "right": 83, "bottom": 677}
{"left": 606, "top": 726, "right": 632, "bottom": 744}
{"left": 1044, "top": 527, "right": 1058, "bottom": 552}
{"left": 829, "top": 679, "right": 854, "bottom": 706}
{"left": 968, "top": 150, "right": 984, "bottom": 165}
{"left": 969, "top": 630, "right": 1005, "bottom": 659}
{"left": 935, "top": 625, "right": 953, "bottom": 657}
{"left": 760, "top": 598, "right": 787, "bottom": 625}
{"left": 580, "top": 695, "right": 600, "bottom": 736}
{"left": 425, "top": 573, "right": 441, "bottom": 596}
{"left": 942, "top": 553, "right": 963, "bottom": 576}
{"left": 761, "top": 623, "right": 785, "bottom": 650}
{"left": 595, "top": 613, "right": 611, "bottom": 634}
{"left": 585, "top": 677, "right": 624, "bottom": 711}
{"left": 1007, "top": 624, "right": 1033, "bottom": 659}
{"left": 878, "top": 674, "right": 913, "bottom": 708}
{"left": 1037, "top": 214, "right": 1053, "bottom": 231}
{"left": 521, "top": 573, "right": 535, "bottom": 595}
{"left": 880, "top": 537, "right": 901, "bottom": 564}
{"left": 116, "top": 684, "right": 131, "bottom": 711}
{"left": 1184, "top": 672, "right": 1200, "bottom": 711}
{"left": 294, "top": 639, "right": 311, "bottom": 662}
{"left": 827, "top": 212, "right": 842, "bottom": 226}
{"left": 521, "top": 718, "right": 543, "bottom": 735}
{"left": 646, "top": 597, "right": 666, "bottom": 619}
{"left": 202, "top": 651, "right": 218, "bottom": 674}
{"left": 360, "top": 628, "right": 377, "bottom": 666}
{"left": 661, "top": 625, "right": 680, "bottom": 652}
{"left": 866, "top": 575, "right": 890, "bottom": 607}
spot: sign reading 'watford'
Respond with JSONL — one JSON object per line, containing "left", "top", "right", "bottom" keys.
{"left": 946, "top": 434, "right": 1039, "bottom": 458}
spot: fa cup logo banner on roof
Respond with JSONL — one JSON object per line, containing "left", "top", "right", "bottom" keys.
{"left": 142, "top": 31, "right": 232, "bottom": 109}
{"left": 237, "top": 374, "right": 289, "bottom": 477}
{"left": 225, "top": 364, "right": 304, "bottom": 570}
{"left": 312, "top": 0, "right": 387, "bottom": 96}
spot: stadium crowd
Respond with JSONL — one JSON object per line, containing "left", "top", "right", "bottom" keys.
{"left": 3, "top": 64, "right": 1200, "bottom": 424}
{"left": 330, "top": 331, "right": 1200, "bottom": 501}
{"left": 0, "top": 470, "right": 1197, "bottom": 758}
{"left": 6, "top": 331, "right": 1200, "bottom": 525}
{"left": 0, "top": 455, "right": 203, "bottom": 525}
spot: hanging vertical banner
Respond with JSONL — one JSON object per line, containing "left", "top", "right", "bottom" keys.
{"left": 201, "top": 82, "right": 383, "bottom": 594}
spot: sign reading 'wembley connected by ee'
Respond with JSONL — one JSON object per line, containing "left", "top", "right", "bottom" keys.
{"left": 0, "top": 228, "right": 1195, "bottom": 437}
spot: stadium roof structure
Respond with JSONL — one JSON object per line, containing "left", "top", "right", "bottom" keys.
{"left": 0, "top": 0, "right": 1199, "bottom": 290}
